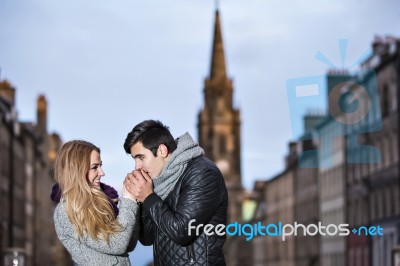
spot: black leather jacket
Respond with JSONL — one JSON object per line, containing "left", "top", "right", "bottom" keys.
{"left": 139, "top": 156, "right": 228, "bottom": 265}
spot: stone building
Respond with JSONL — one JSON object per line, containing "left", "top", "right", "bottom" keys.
{"left": 315, "top": 116, "right": 347, "bottom": 266}
{"left": 321, "top": 36, "right": 400, "bottom": 266}
{"left": 356, "top": 36, "right": 400, "bottom": 266}
{"left": 250, "top": 36, "right": 400, "bottom": 266}
{"left": 0, "top": 79, "right": 70, "bottom": 265}
{"left": 264, "top": 153, "right": 296, "bottom": 266}
{"left": 251, "top": 180, "right": 268, "bottom": 266}
{"left": 250, "top": 113, "right": 321, "bottom": 266}
{"left": 294, "top": 132, "right": 320, "bottom": 266}
{"left": 259, "top": 116, "right": 320, "bottom": 266}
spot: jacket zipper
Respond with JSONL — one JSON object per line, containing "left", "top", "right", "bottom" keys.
{"left": 187, "top": 245, "right": 195, "bottom": 264}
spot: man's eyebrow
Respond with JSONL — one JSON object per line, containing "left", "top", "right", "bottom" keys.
{"left": 132, "top": 154, "right": 144, "bottom": 159}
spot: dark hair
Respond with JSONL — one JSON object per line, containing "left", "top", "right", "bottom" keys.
{"left": 123, "top": 120, "right": 177, "bottom": 156}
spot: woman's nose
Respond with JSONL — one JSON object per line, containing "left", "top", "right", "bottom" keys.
{"left": 99, "top": 167, "right": 105, "bottom": 176}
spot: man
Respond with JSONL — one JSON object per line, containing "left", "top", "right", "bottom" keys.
{"left": 123, "top": 120, "right": 228, "bottom": 265}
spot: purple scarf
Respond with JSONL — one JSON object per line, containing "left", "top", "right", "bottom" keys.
{"left": 50, "top": 182, "right": 119, "bottom": 216}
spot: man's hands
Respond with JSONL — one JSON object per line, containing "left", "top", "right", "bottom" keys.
{"left": 124, "top": 169, "right": 154, "bottom": 203}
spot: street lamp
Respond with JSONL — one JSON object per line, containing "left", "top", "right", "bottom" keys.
{"left": 3, "top": 248, "right": 26, "bottom": 266}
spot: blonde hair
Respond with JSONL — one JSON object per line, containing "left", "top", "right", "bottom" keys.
{"left": 54, "top": 140, "right": 121, "bottom": 243}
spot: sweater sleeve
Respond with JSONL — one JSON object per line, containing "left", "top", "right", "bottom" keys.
{"left": 54, "top": 205, "right": 91, "bottom": 265}
{"left": 54, "top": 198, "right": 139, "bottom": 256}
{"left": 126, "top": 208, "right": 140, "bottom": 252}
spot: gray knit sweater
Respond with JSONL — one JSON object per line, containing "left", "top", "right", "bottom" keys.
{"left": 54, "top": 198, "right": 139, "bottom": 266}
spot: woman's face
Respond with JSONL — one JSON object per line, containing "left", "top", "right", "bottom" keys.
{"left": 87, "top": 150, "right": 105, "bottom": 187}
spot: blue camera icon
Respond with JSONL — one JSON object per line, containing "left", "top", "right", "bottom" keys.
{"left": 286, "top": 69, "right": 382, "bottom": 169}
{"left": 286, "top": 75, "right": 326, "bottom": 140}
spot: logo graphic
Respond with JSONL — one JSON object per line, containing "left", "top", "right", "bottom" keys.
{"left": 188, "top": 219, "right": 384, "bottom": 241}
{"left": 286, "top": 39, "right": 382, "bottom": 168}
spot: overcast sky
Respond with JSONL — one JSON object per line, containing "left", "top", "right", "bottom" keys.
{"left": 1, "top": 0, "right": 399, "bottom": 265}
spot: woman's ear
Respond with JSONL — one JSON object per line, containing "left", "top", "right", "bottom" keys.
{"left": 158, "top": 144, "right": 169, "bottom": 158}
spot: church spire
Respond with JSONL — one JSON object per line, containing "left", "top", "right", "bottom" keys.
{"left": 209, "top": 9, "right": 227, "bottom": 81}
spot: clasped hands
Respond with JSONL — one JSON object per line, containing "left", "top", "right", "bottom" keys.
{"left": 123, "top": 169, "right": 153, "bottom": 203}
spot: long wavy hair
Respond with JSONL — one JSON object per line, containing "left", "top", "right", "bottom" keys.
{"left": 54, "top": 140, "right": 121, "bottom": 243}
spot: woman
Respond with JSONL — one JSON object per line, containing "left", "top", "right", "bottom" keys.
{"left": 53, "top": 140, "right": 138, "bottom": 266}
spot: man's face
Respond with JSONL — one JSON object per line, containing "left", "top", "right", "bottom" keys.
{"left": 130, "top": 142, "right": 166, "bottom": 178}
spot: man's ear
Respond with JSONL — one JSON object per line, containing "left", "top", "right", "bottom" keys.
{"left": 158, "top": 144, "right": 169, "bottom": 158}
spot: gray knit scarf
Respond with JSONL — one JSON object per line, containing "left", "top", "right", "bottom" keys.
{"left": 153, "top": 132, "right": 204, "bottom": 200}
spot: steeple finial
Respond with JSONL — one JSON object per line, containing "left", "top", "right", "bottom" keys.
{"left": 209, "top": 8, "right": 227, "bottom": 81}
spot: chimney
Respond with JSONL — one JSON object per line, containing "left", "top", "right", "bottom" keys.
{"left": 0, "top": 80, "right": 16, "bottom": 106}
{"left": 285, "top": 141, "right": 298, "bottom": 168}
{"left": 37, "top": 95, "right": 47, "bottom": 136}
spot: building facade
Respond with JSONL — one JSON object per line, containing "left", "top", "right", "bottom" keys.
{"left": 260, "top": 126, "right": 320, "bottom": 266}
{"left": 362, "top": 36, "right": 400, "bottom": 266}
{"left": 294, "top": 133, "right": 320, "bottom": 266}
{"left": 250, "top": 37, "right": 400, "bottom": 266}
{"left": 0, "top": 79, "right": 70, "bottom": 265}
{"left": 264, "top": 162, "right": 295, "bottom": 266}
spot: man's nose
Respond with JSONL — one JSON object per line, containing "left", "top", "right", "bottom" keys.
{"left": 135, "top": 161, "right": 142, "bottom": 170}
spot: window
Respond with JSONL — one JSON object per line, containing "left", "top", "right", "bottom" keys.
{"left": 219, "top": 134, "right": 226, "bottom": 155}
{"left": 381, "top": 85, "right": 389, "bottom": 118}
